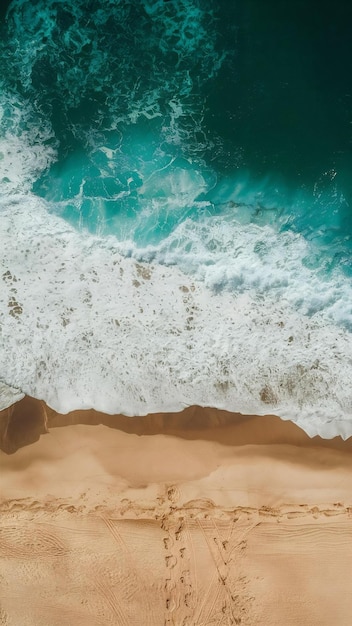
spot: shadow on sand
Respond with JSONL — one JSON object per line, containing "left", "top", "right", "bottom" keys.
{"left": 1, "top": 395, "right": 352, "bottom": 456}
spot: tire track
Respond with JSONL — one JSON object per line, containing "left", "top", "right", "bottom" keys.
{"left": 100, "top": 515, "right": 157, "bottom": 626}
{"left": 93, "top": 577, "right": 129, "bottom": 626}
{"left": 194, "top": 518, "right": 255, "bottom": 625}
{"left": 0, "top": 524, "right": 68, "bottom": 559}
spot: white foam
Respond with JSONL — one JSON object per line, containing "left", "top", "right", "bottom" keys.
{"left": 0, "top": 382, "right": 24, "bottom": 411}
{"left": 118, "top": 211, "right": 352, "bottom": 330}
{"left": 0, "top": 93, "right": 57, "bottom": 195}
{"left": 1, "top": 194, "right": 352, "bottom": 439}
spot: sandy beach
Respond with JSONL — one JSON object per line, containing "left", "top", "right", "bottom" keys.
{"left": 1, "top": 398, "right": 352, "bottom": 625}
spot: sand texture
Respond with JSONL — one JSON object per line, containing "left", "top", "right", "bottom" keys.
{"left": 1, "top": 399, "right": 352, "bottom": 625}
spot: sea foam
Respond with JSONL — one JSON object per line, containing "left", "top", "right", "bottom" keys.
{"left": 1, "top": 195, "right": 352, "bottom": 439}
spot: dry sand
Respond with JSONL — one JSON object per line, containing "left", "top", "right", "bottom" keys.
{"left": 1, "top": 398, "right": 352, "bottom": 625}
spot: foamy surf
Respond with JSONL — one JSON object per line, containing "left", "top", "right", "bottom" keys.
{"left": 1, "top": 195, "right": 351, "bottom": 439}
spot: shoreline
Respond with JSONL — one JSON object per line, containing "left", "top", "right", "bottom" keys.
{"left": 1, "top": 397, "right": 352, "bottom": 624}
{"left": 2, "top": 197, "right": 352, "bottom": 441}
{"left": 1, "top": 394, "right": 352, "bottom": 454}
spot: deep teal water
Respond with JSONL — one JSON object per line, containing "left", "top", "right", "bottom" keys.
{"left": 1, "top": 0, "right": 352, "bottom": 273}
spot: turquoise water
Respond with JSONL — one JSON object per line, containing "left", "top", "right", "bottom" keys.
{"left": 1, "top": 0, "right": 352, "bottom": 435}
{"left": 1, "top": 0, "right": 351, "bottom": 268}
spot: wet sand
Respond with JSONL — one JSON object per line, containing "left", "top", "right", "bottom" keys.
{"left": 1, "top": 398, "right": 352, "bottom": 625}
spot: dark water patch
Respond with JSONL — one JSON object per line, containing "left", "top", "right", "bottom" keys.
{"left": 206, "top": 1, "right": 352, "bottom": 181}
{"left": 0, "top": 0, "right": 12, "bottom": 21}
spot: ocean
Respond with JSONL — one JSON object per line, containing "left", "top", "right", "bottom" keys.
{"left": 1, "top": 0, "right": 352, "bottom": 438}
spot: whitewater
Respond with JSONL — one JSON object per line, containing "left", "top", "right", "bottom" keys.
{"left": 1, "top": 0, "right": 352, "bottom": 438}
